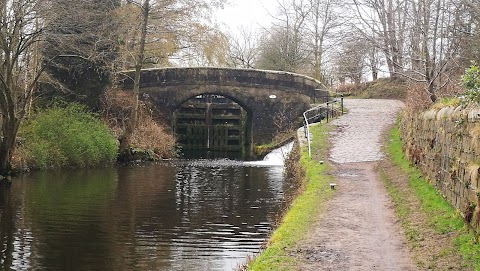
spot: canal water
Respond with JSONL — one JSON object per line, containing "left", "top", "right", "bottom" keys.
{"left": 0, "top": 145, "right": 296, "bottom": 271}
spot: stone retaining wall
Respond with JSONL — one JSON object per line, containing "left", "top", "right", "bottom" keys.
{"left": 400, "top": 106, "right": 480, "bottom": 232}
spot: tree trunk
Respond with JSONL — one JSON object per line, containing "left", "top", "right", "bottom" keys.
{"left": 119, "top": 0, "right": 150, "bottom": 152}
{"left": 313, "top": 0, "right": 321, "bottom": 80}
{"left": 0, "top": 143, "right": 13, "bottom": 176}
{"left": 0, "top": 121, "right": 18, "bottom": 176}
{"left": 369, "top": 48, "right": 378, "bottom": 80}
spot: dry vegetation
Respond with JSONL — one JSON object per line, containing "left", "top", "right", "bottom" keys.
{"left": 335, "top": 77, "right": 408, "bottom": 100}
{"left": 102, "top": 89, "right": 176, "bottom": 159}
{"left": 335, "top": 77, "right": 466, "bottom": 112}
{"left": 283, "top": 141, "right": 306, "bottom": 200}
{"left": 405, "top": 82, "right": 465, "bottom": 112}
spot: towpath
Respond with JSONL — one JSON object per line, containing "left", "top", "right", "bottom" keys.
{"left": 296, "top": 99, "right": 416, "bottom": 270}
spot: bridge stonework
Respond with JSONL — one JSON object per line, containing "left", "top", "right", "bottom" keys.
{"left": 121, "top": 67, "right": 327, "bottom": 151}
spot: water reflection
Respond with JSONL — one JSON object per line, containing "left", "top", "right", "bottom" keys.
{"left": 0, "top": 161, "right": 292, "bottom": 270}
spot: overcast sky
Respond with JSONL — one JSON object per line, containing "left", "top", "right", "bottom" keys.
{"left": 214, "top": 0, "right": 277, "bottom": 32}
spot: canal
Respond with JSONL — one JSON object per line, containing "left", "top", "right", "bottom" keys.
{"left": 0, "top": 146, "right": 296, "bottom": 270}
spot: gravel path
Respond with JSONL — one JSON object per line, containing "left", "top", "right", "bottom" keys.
{"left": 329, "top": 99, "right": 403, "bottom": 163}
{"left": 296, "top": 99, "right": 417, "bottom": 271}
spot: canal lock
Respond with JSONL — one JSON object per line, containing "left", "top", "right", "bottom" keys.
{"left": 174, "top": 94, "right": 249, "bottom": 159}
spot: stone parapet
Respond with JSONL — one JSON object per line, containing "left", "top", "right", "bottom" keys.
{"left": 121, "top": 67, "right": 327, "bottom": 101}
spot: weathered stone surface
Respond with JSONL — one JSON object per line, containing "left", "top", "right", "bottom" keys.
{"left": 436, "top": 106, "right": 454, "bottom": 120}
{"left": 401, "top": 107, "right": 480, "bottom": 232}
{"left": 121, "top": 67, "right": 329, "bottom": 145}
{"left": 467, "top": 109, "right": 480, "bottom": 122}
{"left": 329, "top": 99, "right": 404, "bottom": 163}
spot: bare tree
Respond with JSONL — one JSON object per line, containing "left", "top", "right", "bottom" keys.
{"left": 0, "top": 0, "right": 46, "bottom": 175}
{"left": 225, "top": 27, "right": 260, "bottom": 69}
{"left": 179, "top": 27, "right": 229, "bottom": 67}
{"left": 365, "top": 44, "right": 383, "bottom": 80}
{"left": 351, "top": 0, "right": 408, "bottom": 77}
{"left": 41, "top": 0, "right": 119, "bottom": 110}
{"left": 115, "top": 0, "right": 225, "bottom": 151}
{"left": 350, "top": 0, "right": 474, "bottom": 101}
{"left": 305, "top": 0, "right": 344, "bottom": 80}
{"left": 461, "top": 0, "right": 480, "bottom": 18}
{"left": 117, "top": 0, "right": 150, "bottom": 151}
{"left": 255, "top": 0, "right": 346, "bottom": 80}
{"left": 257, "top": 0, "right": 311, "bottom": 72}
{"left": 334, "top": 37, "right": 368, "bottom": 84}
{"left": 406, "top": 0, "right": 474, "bottom": 101}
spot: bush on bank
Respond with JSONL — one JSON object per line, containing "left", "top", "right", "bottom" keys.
{"left": 16, "top": 103, "right": 118, "bottom": 170}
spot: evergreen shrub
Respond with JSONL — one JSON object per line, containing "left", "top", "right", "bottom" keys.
{"left": 461, "top": 63, "right": 480, "bottom": 104}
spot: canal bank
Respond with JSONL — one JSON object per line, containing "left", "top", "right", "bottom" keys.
{"left": 247, "top": 99, "right": 413, "bottom": 271}
{"left": 246, "top": 123, "right": 336, "bottom": 270}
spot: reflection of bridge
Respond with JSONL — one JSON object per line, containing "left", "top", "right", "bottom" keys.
{"left": 122, "top": 67, "right": 328, "bottom": 158}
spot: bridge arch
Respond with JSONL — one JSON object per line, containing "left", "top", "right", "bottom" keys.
{"left": 173, "top": 89, "right": 253, "bottom": 112}
{"left": 121, "top": 67, "right": 329, "bottom": 158}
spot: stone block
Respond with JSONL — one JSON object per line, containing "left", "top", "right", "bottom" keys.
{"left": 436, "top": 107, "right": 454, "bottom": 120}
{"left": 468, "top": 109, "right": 480, "bottom": 122}
{"left": 453, "top": 105, "right": 464, "bottom": 117}
{"left": 423, "top": 109, "right": 438, "bottom": 120}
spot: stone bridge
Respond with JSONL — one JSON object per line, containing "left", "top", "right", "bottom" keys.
{"left": 121, "top": 67, "right": 328, "bottom": 158}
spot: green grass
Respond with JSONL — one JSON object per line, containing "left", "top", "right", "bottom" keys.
{"left": 247, "top": 124, "right": 335, "bottom": 271}
{"left": 385, "top": 125, "right": 480, "bottom": 270}
{"left": 19, "top": 103, "right": 118, "bottom": 169}
{"left": 431, "top": 97, "right": 461, "bottom": 110}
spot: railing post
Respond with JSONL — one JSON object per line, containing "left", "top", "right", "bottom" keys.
{"left": 341, "top": 95, "right": 344, "bottom": 115}
{"left": 303, "top": 111, "right": 312, "bottom": 157}
{"left": 326, "top": 104, "right": 329, "bottom": 123}
{"left": 303, "top": 100, "right": 342, "bottom": 157}
{"left": 330, "top": 102, "right": 333, "bottom": 119}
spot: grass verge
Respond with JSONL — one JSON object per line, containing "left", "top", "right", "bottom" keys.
{"left": 247, "top": 124, "right": 335, "bottom": 271}
{"left": 381, "top": 125, "right": 480, "bottom": 270}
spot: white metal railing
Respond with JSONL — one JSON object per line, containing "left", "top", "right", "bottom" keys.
{"left": 303, "top": 97, "right": 343, "bottom": 157}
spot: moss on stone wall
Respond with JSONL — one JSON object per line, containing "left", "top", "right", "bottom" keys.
{"left": 400, "top": 105, "right": 480, "bottom": 233}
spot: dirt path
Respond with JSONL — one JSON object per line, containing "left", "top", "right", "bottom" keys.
{"left": 295, "top": 99, "right": 417, "bottom": 270}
